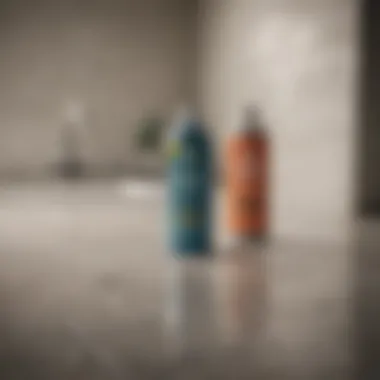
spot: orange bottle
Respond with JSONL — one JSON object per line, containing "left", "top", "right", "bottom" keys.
{"left": 225, "top": 107, "right": 269, "bottom": 242}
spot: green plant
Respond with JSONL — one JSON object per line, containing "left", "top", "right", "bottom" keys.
{"left": 133, "top": 117, "right": 165, "bottom": 152}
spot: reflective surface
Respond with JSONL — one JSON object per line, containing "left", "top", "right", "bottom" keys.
{"left": 0, "top": 181, "right": 374, "bottom": 379}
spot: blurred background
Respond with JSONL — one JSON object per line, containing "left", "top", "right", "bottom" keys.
{"left": 0, "top": 0, "right": 377, "bottom": 379}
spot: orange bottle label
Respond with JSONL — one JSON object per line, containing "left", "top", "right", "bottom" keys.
{"left": 226, "top": 133, "right": 268, "bottom": 237}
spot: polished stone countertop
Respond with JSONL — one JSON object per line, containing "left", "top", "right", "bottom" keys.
{"left": 0, "top": 180, "right": 375, "bottom": 379}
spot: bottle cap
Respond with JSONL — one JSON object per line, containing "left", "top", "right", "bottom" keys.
{"left": 238, "top": 105, "right": 264, "bottom": 133}
{"left": 171, "top": 104, "right": 201, "bottom": 131}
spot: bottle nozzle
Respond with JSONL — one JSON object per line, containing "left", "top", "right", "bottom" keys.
{"left": 237, "top": 104, "right": 264, "bottom": 133}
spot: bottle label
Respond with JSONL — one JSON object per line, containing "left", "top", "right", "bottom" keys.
{"left": 226, "top": 135, "right": 267, "bottom": 236}
{"left": 170, "top": 142, "right": 210, "bottom": 233}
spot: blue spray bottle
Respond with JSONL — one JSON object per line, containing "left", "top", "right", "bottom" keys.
{"left": 166, "top": 107, "right": 213, "bottom": 256}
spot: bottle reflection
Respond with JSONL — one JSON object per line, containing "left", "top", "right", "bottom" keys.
{"left": 164, "top": 258, "right": 217, "bottom": 358}
{"left": 215, "top": 248, "right": 267, "bottom": 349}
{"left": 163, "top": 249, "right": 267, "bottom": 359}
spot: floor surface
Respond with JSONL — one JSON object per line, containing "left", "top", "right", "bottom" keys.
{"left": 0, "top": 179, "right": 376, "bottom": 379}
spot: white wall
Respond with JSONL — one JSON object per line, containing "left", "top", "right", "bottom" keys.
{"left": 0, "top": 0, "right": 197, "bottom": 176}
{"left": 199, "top": 0, "right": 359, "bottom": 242}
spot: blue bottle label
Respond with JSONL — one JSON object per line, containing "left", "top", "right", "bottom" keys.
{"left": 168, "top": 132, "right": 211, "bottom": 254}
